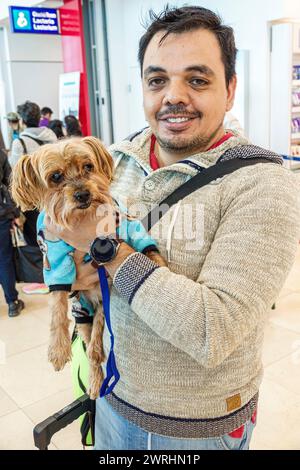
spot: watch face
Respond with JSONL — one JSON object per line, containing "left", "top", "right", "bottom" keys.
{"left": 91, "top": 237, "right": 117, "bottom": 263}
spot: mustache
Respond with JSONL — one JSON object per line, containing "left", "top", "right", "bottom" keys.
{"left": 156, "top": 105, "right": 202, "bottom": 120}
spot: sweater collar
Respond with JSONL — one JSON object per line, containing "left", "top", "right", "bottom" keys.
{"left": 109, "top": 127, "right": 251, "bottom": 177}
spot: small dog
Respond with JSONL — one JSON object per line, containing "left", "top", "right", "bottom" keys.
{"left": 11, "top": 136, "right": 166, "bottom": 399}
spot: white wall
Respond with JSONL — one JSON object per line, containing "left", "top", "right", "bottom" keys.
{"left": 282, "top": 0, "right": 300, "bottom": 18}
{"left": 0, "top": 18, "right": 63, "bottom": 147}
{"left": 105, "top": 0, "right": 288, "bottom": 147}
{"left": 4, "top": 19, "right": 63, "bottom": 113}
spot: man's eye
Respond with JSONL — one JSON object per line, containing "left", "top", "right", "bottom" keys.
{"left": 148, "top": 78, "right": 165, "bottom": 88}
{"left": 190, "top": 78, "right": 208, "bottom": 86}
{"left": 50, "top": 172, "right": 64, "bottom": 183}
{"left": 84, "top": 163, "right": 94, "bottom": 172}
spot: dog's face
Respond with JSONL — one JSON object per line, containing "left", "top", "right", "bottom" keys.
{"left": 11, "top": 136, "right": 114, "bottom": 228}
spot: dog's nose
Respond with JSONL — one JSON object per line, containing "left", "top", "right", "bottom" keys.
{"left": 74, "top": 190, "right": 91, "bottom": 203}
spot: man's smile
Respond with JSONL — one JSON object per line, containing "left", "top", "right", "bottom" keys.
{"left": 158, "top": 114, "right": 199, "bottom": 131}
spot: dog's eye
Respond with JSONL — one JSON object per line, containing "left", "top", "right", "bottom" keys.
{"left": 84, "top": 163, "right": 94, "bottom": 172}
{"left": 50, "top": 172, "right": 64, "bottom": 183}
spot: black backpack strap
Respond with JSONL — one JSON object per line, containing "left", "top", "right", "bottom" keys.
{"left": 23, "top": 135, "right": 45, "bottom": 146}
{"left": 124, "top": 127, "right": 149, "bottom": 142}
{"left": 18, "top": 138, "right": 27, "bottom": 155}
{"left": 142, "top": 157, "right": 274, "bottom": 232}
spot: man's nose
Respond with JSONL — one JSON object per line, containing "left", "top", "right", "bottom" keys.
{"left": 162, "top": 79, "right": 190, "bottom": 106}
{"left": 74, "top": 190, "right": 91, "bottom": 203}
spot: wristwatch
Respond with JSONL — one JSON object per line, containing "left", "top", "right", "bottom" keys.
{"left": 89, "top": 236, "right": 122, "bottom": 266}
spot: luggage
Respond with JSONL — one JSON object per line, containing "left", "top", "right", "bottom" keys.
{"left": 11, "top": 225, "right": 44, "bottom": 283}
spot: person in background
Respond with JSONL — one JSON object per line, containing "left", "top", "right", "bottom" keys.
{"left": 5, "top": 112, "right": 22, "bottom": 149}
{"left": 0, "top": 148, "right": 25, "bottom": 317}
{"left": 10, "top": 101, "right": 57, "bottom": 295}
{"left": 39, "top": 107, "right": 53, "bottom": 127}
{"left": 48, "top": 119, "right": 65, "bottom": 139}
{"left": 10, "top": 101, "right": 57, "bottom": 168}
{"left": 64, "top": 114, "right": 83, "bottom": 137}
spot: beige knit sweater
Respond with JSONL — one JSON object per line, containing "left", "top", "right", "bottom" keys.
{"left": 101, "top": 128, "right": 300, "bottom": 438}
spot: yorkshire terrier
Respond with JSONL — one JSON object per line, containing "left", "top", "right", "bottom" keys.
{"left": 11, "top": 136, "right": 166, "bottom": 399}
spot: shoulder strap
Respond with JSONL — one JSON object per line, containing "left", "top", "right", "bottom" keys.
{"left": 142, "top": 156, "right": 274, "bottom": 231}
{"left": 18, "top": 137, "right": 27, "bottom": 155}
{"left": 23, "top": 135, "right": 45, "bottom": 146}
{"left": 125, "top": 127, "right": 149, "bottom": 142}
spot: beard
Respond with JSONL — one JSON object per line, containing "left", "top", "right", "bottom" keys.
{"left": 156, "top": 120, "right": 224, "bottom": 154}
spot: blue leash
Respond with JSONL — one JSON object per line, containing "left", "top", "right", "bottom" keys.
{"left": 97, "top": 266, "right": 120, "bottom": 397}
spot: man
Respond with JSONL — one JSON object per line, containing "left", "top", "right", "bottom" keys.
{"left": 39, "top": 106, "right": 53, "bottom": 127}
{"left": 47, "top": 6, "right": 300, "bottom": 450}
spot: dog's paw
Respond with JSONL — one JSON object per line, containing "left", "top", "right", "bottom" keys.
{"left": 48, "top": 342, "right": 72, "bottom": 371}
{"left": 87, "top": 341, "right": 105, "bottom": 366}
{"left": 88, "top": 367, "right": 104, "bottom": 400}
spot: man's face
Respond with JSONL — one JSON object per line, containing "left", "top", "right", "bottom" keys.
{"left": 142, "top": 29, "right": 237, "bottom": 154}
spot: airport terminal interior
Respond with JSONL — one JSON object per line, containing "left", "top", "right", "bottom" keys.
{"left": 1, "top": 0, "right": 300, "bottom": 451}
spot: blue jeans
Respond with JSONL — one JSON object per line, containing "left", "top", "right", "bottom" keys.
{"left": 94, "top": 397, "right": 255, "bottom": 450}
{"left": 0, "top": 219, "right": 18, "bottom": 304}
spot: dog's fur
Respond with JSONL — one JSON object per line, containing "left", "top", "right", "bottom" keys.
{"left": 11, "top": 137, "right": 166, "bottom": 399}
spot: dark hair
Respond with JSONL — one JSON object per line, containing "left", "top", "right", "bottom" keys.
{"left": 48, "top": 119, "right": 64, "bottom": 139}
{"left": 64, "top": 115, "right": 82, "bottom": 137}
{"left": 17, "top": 101, "right": 41, "bottom": 127}
{"left": 41, "top": 106, "right": 53, "bottom": 116}
{"left": 138, "top": 5, "right": 237, "bottom": 86}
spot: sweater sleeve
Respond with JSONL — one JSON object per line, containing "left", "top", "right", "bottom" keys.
{"left": 113, "top": 167, "right": 300, "bottom": 368}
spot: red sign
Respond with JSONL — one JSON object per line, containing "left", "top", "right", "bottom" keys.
{"left": 59, "top": 8, "right": 80, "bottom": 36}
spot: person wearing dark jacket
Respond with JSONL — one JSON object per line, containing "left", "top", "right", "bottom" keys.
{"left": 0, "top": 149, "right": 25, "bottom": 316}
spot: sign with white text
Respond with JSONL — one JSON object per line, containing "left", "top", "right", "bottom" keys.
{"left": 9, "top": 6, "right": 60, "bottom": 35}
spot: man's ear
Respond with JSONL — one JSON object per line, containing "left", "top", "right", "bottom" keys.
{"left": 82, "top": 136, "right": 114, "bottom": 182}
{"left": 10, "top": 154, "right": 43, "bottom": 211}
{"left": 226, "top": 74, "right": 237, "bottom": 112}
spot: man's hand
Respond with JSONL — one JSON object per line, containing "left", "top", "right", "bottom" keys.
{"left": 45, "top": 207, "right": 117, "bottom": 253}
{"left": 104, "top": 242, "right": 135, "bottom": 279}
{"left": 45, "top": 213, "right": 136, "bottom": 282}
{"left": 72, "top": 251, "right": 99, "bottom": 291}
{"left": 71, "top": 243, "right": 135, "bottom": 289}
{"left": 72, "top": 244, "right": 135, "bottom": 291}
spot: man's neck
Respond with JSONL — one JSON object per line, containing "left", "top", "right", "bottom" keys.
{"left": 155, "top": 127, "right": 226, "bottom": 168}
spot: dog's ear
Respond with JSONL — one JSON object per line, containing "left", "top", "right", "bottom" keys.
{"left": 82, "top": 136, "right": 113, "bottom": 182}
{"left": 10, "top": 154, "right": 43, "bottom": 211}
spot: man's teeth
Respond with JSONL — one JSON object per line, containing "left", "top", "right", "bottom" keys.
{"left": 166, "top": 117, "right": 190, "bottom": 123}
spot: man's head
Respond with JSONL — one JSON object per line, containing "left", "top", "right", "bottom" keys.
{"left": 41, "top": 107, "right": 53, "bottom": 120}
{"left": 17, "top": 101, "right": 41, "bottom": 128}
{"left": 138, "top": 6, "right": 238, "bottom": 156}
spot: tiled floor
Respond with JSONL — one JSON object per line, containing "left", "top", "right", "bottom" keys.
{"left": 1, "top": 249, "right": 300, "bottom": 450}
